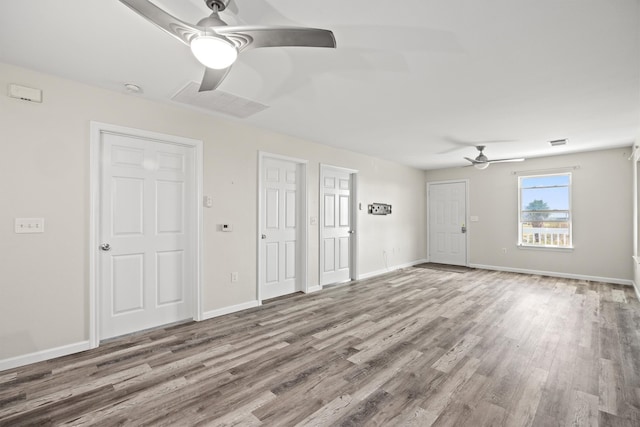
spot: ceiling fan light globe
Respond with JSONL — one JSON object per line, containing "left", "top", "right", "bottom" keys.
{"left": 474, "top": 162, "right": 490, "bottom": 170}
{"left": 190, "top": 35, "right": 237, "bottom": 69}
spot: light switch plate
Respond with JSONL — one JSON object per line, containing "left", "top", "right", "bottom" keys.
{"left": 15, "top": 218, "right": 44, "bottom": 233}
{"left": 470, "top": 216, "right": 479, "bottom": 222}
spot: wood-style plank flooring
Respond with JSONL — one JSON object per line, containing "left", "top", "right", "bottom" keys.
{"left": 1, "top": 268, "right": 640, "bottom": 426}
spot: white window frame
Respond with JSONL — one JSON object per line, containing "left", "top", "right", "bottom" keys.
{"left": 518, "top": 172, "right": 573, "bottom": 249}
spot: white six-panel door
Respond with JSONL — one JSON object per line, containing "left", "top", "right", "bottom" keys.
{"left": 260, "top": 157, "right": 301, "bottom": 299}
{"left": 428, "top": 181, "right": 467, "bottom": 266}
{"left": 99, "top": 132, "right": 194, "bottom": 340}
{"left": 320, "top": 167, "right": 353, "bottom": 286}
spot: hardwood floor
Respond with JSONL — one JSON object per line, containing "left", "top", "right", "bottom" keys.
{"left": 1, "top": 268, "right": 640, "bottom": 426}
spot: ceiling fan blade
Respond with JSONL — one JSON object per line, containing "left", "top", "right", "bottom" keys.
{"left": 488, "top": 158, "right": 526, "bottom": 164}
{"left": 215, "top": 26, "right": 336, "bottom": 51}
{"left": 199, "top": 66, "right": 232, "bottom": 92}
{"left": 464, "top": 157, "right": 482, "bottom": 164}
{"left": 119, "top": 0, "right": 202, "bottom": 45}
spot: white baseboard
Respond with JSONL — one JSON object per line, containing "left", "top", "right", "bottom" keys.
{"left": 2, "top": 300, "right": 262, "bottom": 372}
{"left": 358, "top": 258, "right": 428, "bottom": 280}
{"left": 632, "top": 281, "right": 640, "bottom": 302}
{"left": 469, "top": 263, "right": 633, "bottom": 286}
{"left": 305, "top": 285, "right": 322, "bottom": 293}
{"left": 202, "top": 300, "right": 261, "bottom": 321}
{"left": 0, "top": 340, "right": 92, "bottom": 372}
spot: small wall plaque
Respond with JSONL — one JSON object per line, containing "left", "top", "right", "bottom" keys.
{"left": 368, "top": 203, "right": 392, "bottom": 215}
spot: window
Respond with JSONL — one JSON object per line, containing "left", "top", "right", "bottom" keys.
{"left": 518, "top": 173, "right": 572, "bottom": 248}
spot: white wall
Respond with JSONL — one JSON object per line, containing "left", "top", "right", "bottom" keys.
{"left": 425, "top": 148, "right": 633, "bottom": 283}
{"left": 0, "top": 62, "right": 426, "bottom": 364}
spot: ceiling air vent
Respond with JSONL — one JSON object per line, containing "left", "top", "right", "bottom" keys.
{"left": 171, "top": 82, "right": 269, "bottom": 118}
{"left": 549, "top": 139, "right": 567, "bottom": 147}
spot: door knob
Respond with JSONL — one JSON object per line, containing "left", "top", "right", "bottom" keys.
{"left": 461, "top": 225, "right": 467, "bottom": 234}
{"left": 348, "top": 230, "right": 355, "bottom": 234}
{"left": 100, "top": 243, "right": 111, "bottom": 251}
{"left": 261, "top": 234, "right": 267, "bottom": 240}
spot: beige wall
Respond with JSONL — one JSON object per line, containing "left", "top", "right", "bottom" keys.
{"left": 0, "top": 63, "right": 426, "bottom": 361}
{"left": 425, "top": 148, "right": 633, "bottom": 283}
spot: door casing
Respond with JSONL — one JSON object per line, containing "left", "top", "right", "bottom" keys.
{"left": 426, "top": 179, "right": 470, "bottom": 266}
{"left": 89, "top": 122, "right": 203, "bottom": 348}
{"left": 257, "top": 151, "right": 308, "bottom": 302}
{"left": 319, "top": 164, "right": 359, "bottom": 287}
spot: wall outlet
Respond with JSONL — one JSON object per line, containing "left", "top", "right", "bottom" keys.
{"left": 231, "top": 272, "right": 239, "bottom": 282}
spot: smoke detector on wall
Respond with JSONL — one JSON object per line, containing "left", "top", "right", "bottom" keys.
{"left": 8, "top": 84, "right": 42, "bottom": 103}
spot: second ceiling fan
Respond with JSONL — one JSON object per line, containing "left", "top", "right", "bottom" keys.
{"left": 119, "top": 0, "right": 337, "bottom": 92}
{"left": 464, "top": 146, "right": 525, "bottom": 169}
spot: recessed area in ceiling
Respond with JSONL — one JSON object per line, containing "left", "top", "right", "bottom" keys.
{"left": 171, "top": 82, "right": 269, "bottom": 118}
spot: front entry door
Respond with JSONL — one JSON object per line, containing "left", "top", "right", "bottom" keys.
{"left": 260, "top": 157, "right": 302, "bottom": 299}
{"left": 99, "top": 132, "right": 194, "bottom": 340}
{"left": 428, "top": 181, "right": 467, "bottom": 266}
{"left": 320, "top": 167, "right": 353, "bottom": 286}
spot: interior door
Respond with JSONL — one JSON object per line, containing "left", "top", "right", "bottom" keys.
{"left": 428, "top": 181, "right": 467, "bottom": 266}
{"left": 260, "top": 157, "right": 300, "bottom": 299}
{"left": 320, "top": 167, "right": 352, "bottom": 286}
{"left": 99, "top": 132, "right": 194, "bottom": 340}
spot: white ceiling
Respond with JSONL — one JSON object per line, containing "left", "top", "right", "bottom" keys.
{"left": 1, "top": 0, "right": 638, "bottom": 169}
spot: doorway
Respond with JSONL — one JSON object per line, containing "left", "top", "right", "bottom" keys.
{"left": 319, "top": 164, "right": 358, "bottom": 286}
{"left": 258, "top": 152, "right": 308, "bottom": 300}
{"left": 90, "top": 122, "right": 203, "bottom": 345}
{"left": 427, "top": 180, "right": 468, "bottom": 266}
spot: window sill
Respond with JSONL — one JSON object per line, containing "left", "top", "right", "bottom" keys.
{"left": 517, "top": 244, "right": 574, "bottom": 252}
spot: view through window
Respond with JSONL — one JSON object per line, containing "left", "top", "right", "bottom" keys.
{"left": 518, "top": 173, "right": 572, "bottom": 248}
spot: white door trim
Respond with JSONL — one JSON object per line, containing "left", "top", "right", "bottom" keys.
{"left": 319, "top": 164, "right": 359, "bottom": 286}
{"left": 257, "top": 151, "right": 308, "bottom": 301}
{"left": 426, "top": 179, "right": 470, "bottom": 266}
{"left": 89, "top": 121, "right": 203, "bottom": 348}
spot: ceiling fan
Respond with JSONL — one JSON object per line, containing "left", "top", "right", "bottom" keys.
{"left": 119, "top": 0, "right": 337, "bottom": 92}
{"left": 464, "top": 146, "right": 525, "bottom": 169}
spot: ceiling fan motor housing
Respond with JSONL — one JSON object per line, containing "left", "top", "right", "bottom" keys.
{"left": 476, "top": 146, "right": 488, "bottom": 162}
{"left": 205, "top": 0, "right": 230, "bottom": 12}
